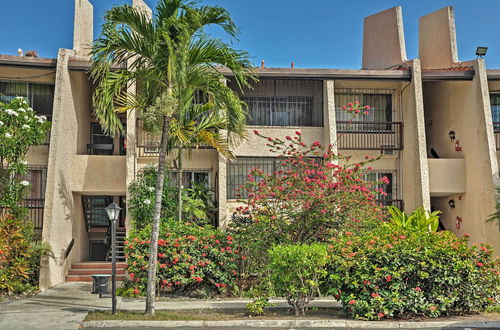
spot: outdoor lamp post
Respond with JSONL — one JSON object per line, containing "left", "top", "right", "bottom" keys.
{"left": 105, "top": 202, "right": 122, "bottom": 315}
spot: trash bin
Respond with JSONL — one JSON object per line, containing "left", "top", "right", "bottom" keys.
{"left": 91, "top": 274, "right": 111, "bottom": 296}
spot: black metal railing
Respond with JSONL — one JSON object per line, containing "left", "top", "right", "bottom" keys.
{"left": 377, "top": 199, "right": 404, "bottom": 210}
{"left": 87, "top": 144, "right": 114, "bottom": 155}
{"left": 336, "top": 121, "right": 403, "bottom": 150}
{"left": 0, "top": 199, "right": 45, "bottom": 238}
{"left": 493, "top": 122, "right": 500, "bottom": 150}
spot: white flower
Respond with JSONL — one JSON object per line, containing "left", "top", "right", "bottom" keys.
{"left": 5, "top": 132, "right": 12, "bottom": 138}
{"left": 20, "top": 160, "right": 28, "bottom": 165}
{"left": 143, "top": 199, "right": 151, "bottom": 205}
{"left": 22, "top": 124, "right": 30, "bottom": 129}
{"left": 27, "top": 107, "right": 33, "bottom": 112}
{"left": 148, "top": 186, "right": 155, "bottom": 192}
{"left": 18, "top": 107, "right": 26, "bottom": 113}
{"left": 20, "top": 180, "right": 30, "bottom": 186}
{"left": 0, "top": 121, "right": 3, "bottom": 127}
{"left": 15, "top": 96, "right": 24, "bottom": 100}
{"left": 40, "top": 115, "right": 47, "bottom": 120}
{"left": 5, "top": 109, "right": 18, "bottom": 116}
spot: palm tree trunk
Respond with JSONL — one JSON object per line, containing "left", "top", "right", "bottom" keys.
{"left": 177, "top": 147, "right": 183, "bottom": 221}
{"left": 145, "top": 114, "right": 170, "bottom": 315}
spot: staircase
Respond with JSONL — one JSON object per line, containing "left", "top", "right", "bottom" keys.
{"left": 107, "top": 229, "right": 127, "bottom": 262}
{"left": 66, "top": 262, "right": 127, "bottom": 282}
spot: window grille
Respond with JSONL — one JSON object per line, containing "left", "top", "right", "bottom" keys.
{"left": 335, "top": 88, "right": 395, "bottom": 125}
{"left": 362, "top": 170, "right": 402, "bottom": 208}
{"left": 227, "top": 157, "right": 278, "bottom": 199}
{"left": 490, "top": 92, "right": 500, "bottom": 132}
{"left": 169, "top": 170, "right": 210, "bottom": 189}
{"left": 230, "top": 79, "right": 323, "bottom": 126}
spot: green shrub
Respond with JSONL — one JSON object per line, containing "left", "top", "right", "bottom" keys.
{"left": 268, "top": 244, "right": 328, "bottom": 316}
{"left": 324, "top": 227, "right": 500, "bottom": 320}
{"left": 387, "top": 206, "right": 440, "bottom": 232}
{"left": 124, "top": 220, "right": 239, "bottom": 297}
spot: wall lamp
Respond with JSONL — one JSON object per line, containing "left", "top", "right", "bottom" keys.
{"left": 448, "top": 199, "right": 456, "bottom": 209}
{"left": 449, "top": 131, "right": 456, "bottom": 141}
{"left": 476, "top": 46, "right": 488, "bottom": 58}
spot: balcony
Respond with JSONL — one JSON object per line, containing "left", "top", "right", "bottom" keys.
{"left": 428, "top": 159, "right": 465, "bottom": 196}
{"left": 0, "top": 199, "right": 44, "bottom": 239}
{"left": 336, "top": 121, "right": 403, "bottom": 150}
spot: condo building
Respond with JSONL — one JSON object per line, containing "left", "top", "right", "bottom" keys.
{"left": 0, "top": 1, "right": 498, "bottom": 289}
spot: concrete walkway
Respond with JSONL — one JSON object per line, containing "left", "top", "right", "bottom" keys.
{"left": 0, "top": 282, "right": 499, "bottom": 329}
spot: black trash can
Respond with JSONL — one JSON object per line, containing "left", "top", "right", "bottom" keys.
{"left": 91, "top": 274, "right": 111, "bottom": 296}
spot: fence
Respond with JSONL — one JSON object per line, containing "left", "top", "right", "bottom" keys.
{"left": 336, "top": 121, "right": 403, "bottom": 150}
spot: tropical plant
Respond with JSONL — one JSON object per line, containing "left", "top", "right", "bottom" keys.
{"left": 324, "top": 227, "right": 500, "bottom": 320}
{"left": 268, "top": 243, "right": 328, "bottom": 316}
{"left": 90, "top": 0, "right": 254, "bottom": 313}
{"left": 487, "top": 185, "right": 500, "bottom": 227}
{"left": 387, "top": 206, "right": 440, "bottom": 233}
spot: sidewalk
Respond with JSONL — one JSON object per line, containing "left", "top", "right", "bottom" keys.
{"left": 1, "top": 282, "right": 499, "bottom": 329}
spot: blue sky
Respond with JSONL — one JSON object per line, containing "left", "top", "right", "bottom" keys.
{"left": 1, "top": 0, "right": 499, "bottom": 68}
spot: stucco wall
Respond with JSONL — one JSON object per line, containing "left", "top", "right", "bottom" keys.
{"left": 428, "top": 158, "right": 465, "bottom": 196}
{"left": 423, "top": 60, "right": 499, "bottom": 250}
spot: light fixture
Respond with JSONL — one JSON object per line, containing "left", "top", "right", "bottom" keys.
{"left": 449, "top": 131, "right": 456, "bottom": 141}
{"left": 476, "top": 46, "right": 488, "bottom": 58}
{"left": 105, "top": 202, "right": 122, "bottom": 315}
{"left": 448, "top": 199, "right": 456, "bottom": 209}
{"left": 105, "top": 202, "right": 122, "bottom": 222}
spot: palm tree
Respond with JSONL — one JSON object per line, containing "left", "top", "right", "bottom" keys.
{"left": 90, "top": 0, "right": 254, "bottom": 314}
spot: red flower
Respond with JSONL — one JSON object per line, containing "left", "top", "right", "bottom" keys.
{"left": 378, "top": 312, "right": 384, "bottom": 318}
{"left": 241, "top": 256, "right": 247, "bottom": 260}
{"left": 129, "top": 273, "right": 135, "bottom": 280}
{"left": 386, "top": 244, "right": 393, "bottom": 249}
{"left": 429, "top": 306, "right": 437, "bottom": 312}
{"left": 295, "top": 131, "right": 302, "bottom": 136}
{"left": 363, "top": 280, "right": 370, "bottom": 285}
{"left": 345, "top": 232, "right": 352, "bottom": 236}
{"left": 385, "top": 275, "right": 392, "bottom": 282}
{"left": 463, "top": 233, "right": 471, "bottom": 238}
{"left": 346, "top": 241, "right": 353, "bottom": 246}
{"left": 133, "top": 289, "right": 139, "bottom": 295}
{"left": 348, "top": 299, "right": 356, "bottom": 305}
{"left": 202, "top": 253, "right": 207, "bottom": 257}
{"left": 414, "top": 287, "right": 422, "bottom": 291}
{"left": 476, "top": 262, "right": 484, "bottom": 267}
{"left": 371, "top": 292, "right": 379, "bottom": 298}
{"left": 253, "top": 130, "right": 259, "bottom": 135}
{"left": 162, "top": 280, "right": 168, "bottom": 285}
{"left": 215, "top": 283, "right": 221, "bottom": 287}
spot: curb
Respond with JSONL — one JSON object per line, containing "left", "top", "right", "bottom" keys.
{"left": 82, "top": 319, "right": 500, "bottom": 329}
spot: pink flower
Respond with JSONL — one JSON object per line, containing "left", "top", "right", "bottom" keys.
{"left": 365, "top": 105, "right": 371, "bottom": 110}
{"left": 346, "top": 241, "right": 353, "bottom": 245}
{"left": 378, "top": 312, "right": 384, "bottom": 318}
{"left": 463, "top": 233, "right": 471, "bottom": 238}
{"left": 385, "top": 275, "right": 392, "bottom": 282}
{"left": 429, "top": 305, "right": 437, "bottom": 312}
{"left": 133, "top": 289, "right": 139, "bottom": 295}
{"left": 414, "top": 287, "right": 422, "bottom": 291}
{"left": 476, "top": 262, "right": 484, "bottom": 267}
{"left": 348, "top": 299, "right": 356, "bottom": 305}
{"left": 253, "top": 130, "right": 259, "bottom": 135}
{"left": 371, "top": 292, "right": 379, "bottom": 298}
{"left": 295, "top": 131, "right": 302, "bottom": 136}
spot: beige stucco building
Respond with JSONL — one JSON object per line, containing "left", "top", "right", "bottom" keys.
{"left": 1, "top": 2, "right": 499, "bottom": 289}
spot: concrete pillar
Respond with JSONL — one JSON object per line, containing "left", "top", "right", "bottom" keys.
{"left": 401, "top": 59, "right": 430, "bottom": 212}
{"left": 73, "top": 0, "right": 93, "bottom": 58}
{"left": 419, "top": 6, "right": 459, "bottom": 69}
{"left": 133, "top": 0, "right": 153, "bottom": 17}
{"left": 362, "top": 7, "right": 407, "bottom": 70}
{"left": 217, "top": 154, "right": 228, "bottom": 229}
{"left": 323, "top": 80, "right": 337, "bottom": 155}
{"left": 40, "top": 49, "right": 86, "bottom": 289}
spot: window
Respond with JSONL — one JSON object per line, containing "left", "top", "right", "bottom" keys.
{"left": 25, "top": 167, "right": 47, "bottom": 200}
{"left": 170, "top": 170, "right": 210, "bottom": 189}
{"left": 362, "top": 170, "right": 398, "bottom": 202}
{"left": 490, "top": 93, "right": 500, "bottom": 131}
{"left": 230, "top": 79, "right": 323, "bottom": 127}
{"left": 227, "top": 158, "right": 278, "bottom": 199}
{"left": 82, "top": 196, "right": 113, "bottom": 227}
{"left": 90, "top": 123, "right": 114, "bottom": 155}
{"left": 335, "top": 89, "right": 394, "bottom": 125}
{"left": 0, "top": 81, "right": 54, "bottom": 117}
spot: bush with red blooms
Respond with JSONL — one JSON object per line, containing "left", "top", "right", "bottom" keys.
{"left": 123, "top": 219, "right": 239, "bottom": 297}
{"left": 229, "top": 103, "right": 388, "bottom": 274}
{"left": 323, "top": 226, "right": 500, "bottom": 320}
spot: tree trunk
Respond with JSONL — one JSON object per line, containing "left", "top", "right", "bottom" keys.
{"left": 145, "top": 115, "right": 170, "bottom": 315}
{"left": 177, "top": 147, "right": 183, "bottom": 221}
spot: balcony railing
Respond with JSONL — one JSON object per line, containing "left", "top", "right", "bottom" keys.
{"left": 336, "top": 121, "right": 403, "bottom": 150}
{"left": 494, "top": 123, "right": 500, "bottom": 150}
{"left": 0, "top": 199, "right": 45, "bottom": 239}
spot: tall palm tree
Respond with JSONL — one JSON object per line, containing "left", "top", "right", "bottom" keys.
{"left": 90, "top": 0, "right": 254, "bottom": 314}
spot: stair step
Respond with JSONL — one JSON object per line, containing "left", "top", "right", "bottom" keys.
{"left": 69, "top": 268, "right": 127, "bottom": 276}
{"left": 71, "top": 262, "right": 127, "bottom": 269}
{"left": 65, "top": 274, "right": 126, "bottom": 282}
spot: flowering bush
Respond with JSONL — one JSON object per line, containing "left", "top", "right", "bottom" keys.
{"left": 229, "top": 126, "right": 387, "bottom": 275}
{"left": 0, "top": 97, "right": 50, "bottom": 215}
{"left": 124, "top": 219, "right": 239, "bottom": 297}
{"left": 324, "top": 226, "right": 500, "bottom": 320}
{"left": 268, "top": 243, "right": 328, "bottom": 316}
